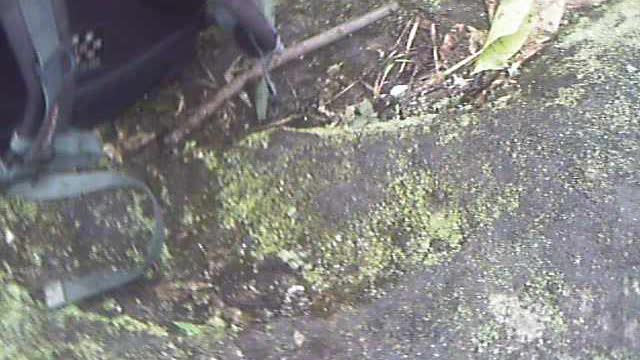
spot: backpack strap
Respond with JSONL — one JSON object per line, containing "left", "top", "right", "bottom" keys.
{"left": 0, "top": 1, "right": 46, "bottom": 141}
{"left": 14, "top": 0, "right": 75, "bottom": 163}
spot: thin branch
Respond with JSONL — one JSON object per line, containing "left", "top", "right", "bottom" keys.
{"left": 430, "top": 23, "right": 440, "bottom": 73}
{"left": 162, "top": 2, "right": 400, "bottom": 147}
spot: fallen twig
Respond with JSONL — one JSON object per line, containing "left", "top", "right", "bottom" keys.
{"left": 326, "top": 80, "right": 359, "bottom": 106}
{"left": 162, "top": 2, "right": 400, "bottom": 147}
{"left": 430, "top": 23, "right": 440, "bottom": 73}
{"left": 399, "top": 16, "right": 420, "bottom": 75}
{"left": 252, "top": 113, "right": 302, "bottom": 132}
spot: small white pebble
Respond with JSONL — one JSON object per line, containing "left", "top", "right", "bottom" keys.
{"left": 293, "top": 329, "right": 306, "bottom": 347}
{"left": 4, "top": 228, "right": 15, "bottom": 245}
{"left": 390, "top": 84, "right": 409, "bottom": 98}
{"left": 287, "top": 285, "right": 305, "bottom": 295}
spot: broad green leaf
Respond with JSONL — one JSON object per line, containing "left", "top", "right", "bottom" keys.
{"left": 255, "top": 77, "right": 270, "bottom": 121}
{"left": 344, "top": 98, "right": 379, "bottom": 128}
{"left": 254, "top": 0, "right": 276, "bottom": 122}
{"left": 473, "top": 0, "right": 535, "bottom": 73}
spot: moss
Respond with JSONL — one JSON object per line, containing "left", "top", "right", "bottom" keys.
{"left": 436, "top": 113, "right": 480, "bottom": 145}
{"left": 468, "top": 184, "right": 522, "bottom": 228}
{"left": 549, "top": 0, "right": 640, "bottom": 87}
{"left": 59, "top": 338, "right": 106, "bottom": 360}
{"left": 110, "top": 315, "right": 168, "bottom": 336}
{"left": 1, "top": 0, "right": 636, "bottom": 357}
{"left": 537, "top": 0, "right": 640, "bottom": 194}
{"left": 559, "top": 2, "right": 640, "bottom": 49}
{"left": 218, "top": 155, "right": 312, "bottom": 256}
{"left": 61, "top": 305, "right": 169, "bottom": 337}
{"left": 0, "top": 198, "right": 39, "bottom": 226}
{"left": 552, "top": 86, "right": 587, "bottom": 108}
{"left": 588, "top": 348, "right": 635, "bottom": 360}
{"left": 236, "top": 128, "right": 275, "bottom": 150}
{"left": 472, "top": 320, "right": 504, "bottom": 354}
{"left": 127, "top": 192, "right": 156, "bottom": 236}
{"left": 518, "top": 271, "right": 569, "bottom": 336}
{"left": 482, "top": 271, "right": 568, "bottom": 348}
{"left": 180, "top": 204, "right": 200, "bottom": 227}
{"left": 101, "top": 298, "right": 121, "bottom": 313}
{"left": 212, "top": 129, "right": 465, "bottom": 293}
{"left": 194, "top": 92, "right": 535, "bottom": 297}
{"left": 172, "top": 315, "right": 227, "bottom": 339}
{"left": 0, "top": 284, "right": 124, "bottom": 360}
{"left": 0, "top": 198, "right": 44, "bottom": 255}
{"left": 306, "top": 169, "right": 464, "bottom": 292}
{"left": 0, "top": 283, "right": 54, "bottom": 360}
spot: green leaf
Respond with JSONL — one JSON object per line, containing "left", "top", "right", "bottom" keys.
{"left": 254, "top": 0, "right": 276, "bottom": 122}
{"left": 344, "top": 99, "right": 379, "bottom": 129}
{"left": 255, "top": 79, "right": 270, "bottom": 122}
{"left": 473, "top": 0, "right": 535, "bottom": 73}
{"left": 173, "top": 321, "right": 203, "bottom": 337}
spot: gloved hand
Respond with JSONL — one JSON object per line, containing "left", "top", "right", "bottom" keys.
{"left": 208, "top": 0, "right": 282, "bottom": 58}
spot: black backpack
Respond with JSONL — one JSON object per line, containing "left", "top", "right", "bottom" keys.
{"left": 0, "top": 0, "right": 277, "bottom": 308}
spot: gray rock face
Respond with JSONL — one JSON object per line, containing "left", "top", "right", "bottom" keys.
{"left": 1, "top": 1, "right": 639, "bottom": 359}
{"left": 209, "top": 2, "right": 640, "bottom": 359}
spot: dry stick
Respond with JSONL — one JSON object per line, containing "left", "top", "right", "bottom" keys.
{"left": 430, "top": 23, "right": 440, "bottom": 73}
{"left": 399, "top": 16, "right": 420, "bottom": 75}
{"left": 163, "top": 2, "right": 400, "bottom": 147}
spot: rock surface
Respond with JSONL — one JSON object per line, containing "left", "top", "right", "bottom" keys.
{"left": 1, "top": 0, "right": 638, "bottom": 359}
